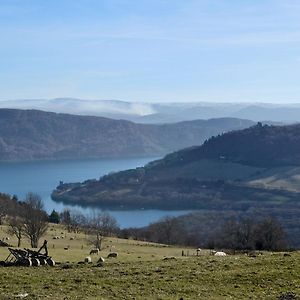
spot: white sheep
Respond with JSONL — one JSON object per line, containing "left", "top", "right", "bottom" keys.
{"left": 84, "top": 256, "right": 92, "bottom": 263}
{"left": 214, "top": 251, "right": 227, "bottom": 256}
{"left": 89, "top": 249, "right": 100, "bottom": 255}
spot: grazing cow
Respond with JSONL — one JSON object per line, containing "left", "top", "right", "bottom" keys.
{"left": 107, "top": 252, "right": 118, "bottom": 258}
{"left": 214, "top": 251, "right": 227, "bottom": 256}
{"left": 89, "top": 249, "right": 100, "bottom": 255}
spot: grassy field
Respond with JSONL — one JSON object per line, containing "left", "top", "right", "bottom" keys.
{"left": 248, "top": 165, "right": 300, "bottom": 192}
{"left": 0, "top": 224, "right": 299, "bottom": 299}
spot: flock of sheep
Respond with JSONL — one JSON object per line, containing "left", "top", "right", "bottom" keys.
{"left": 84, "top": 249, "right": 118, "bottom": 265}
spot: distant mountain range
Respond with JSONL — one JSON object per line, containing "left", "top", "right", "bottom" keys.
{"left": 0, "top": 109, "right": 254, "bottom": 161}
{"left": 0, "top": 98, "right": 299, "bottom": 123}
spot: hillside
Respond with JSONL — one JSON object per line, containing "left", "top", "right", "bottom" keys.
{"left": 0, "top": 224, "right": 299, "bottom": 299}
{"left": 55, "top": 123, "right": 300, "bottom": 202}
{"left": 0, "top": 109, "right": 254, "bottom": 161}
{"left": 152, "top": 122, "right": 300, "bottom": 168}
{"left": 52, "top": 123, "right": 300, "bottom": 209}
{"left": 52, "top": 123, "right": 300, "bottom": 248}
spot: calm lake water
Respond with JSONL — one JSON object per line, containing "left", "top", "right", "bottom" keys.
{"left": 0, "top": 158, "right": 191, "bottom": 228}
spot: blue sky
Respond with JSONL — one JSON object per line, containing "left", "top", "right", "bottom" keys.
{"left": 1, "top": 0, "right": 300, "bottom": 103}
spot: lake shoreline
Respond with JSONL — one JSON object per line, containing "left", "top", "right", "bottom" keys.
{"left": 51, "top": 195, "right": 198, "bottom": 212}
{"left": 0, "top": 157, "right": 193, "bottom": 227}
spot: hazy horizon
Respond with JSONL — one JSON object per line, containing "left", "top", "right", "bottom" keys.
{"left": 1, "top": 97, "right": 300, "bottom": 106}
{"left": 1, "top": 1, "right": 300, "bottom": 103}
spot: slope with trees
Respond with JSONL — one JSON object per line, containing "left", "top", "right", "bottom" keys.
{"left": 1, "top": 192, "right": 48, "bottom": 248}
{"left": 52, "top": 122, "right": 300, "bottom": 209}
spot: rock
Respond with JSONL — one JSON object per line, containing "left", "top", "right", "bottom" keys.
{"left": 61, "top": 264, "right": 73, "bottom": 269}
{"left": 16, "top": 293, "right": 29, "bottom": 299}
{"left": 97, "top": 262, "right": 105, "bottom": 267}
{"left": 163, "top": 256, "right": 176, "bottom": 261}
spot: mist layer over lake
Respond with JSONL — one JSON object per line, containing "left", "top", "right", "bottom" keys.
{"left": 0, "top": 158, "right": 191, "bottom": 228}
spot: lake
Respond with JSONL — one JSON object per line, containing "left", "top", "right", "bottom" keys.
{"left": 0, "top": 158, "right": 191, "bottom": 228}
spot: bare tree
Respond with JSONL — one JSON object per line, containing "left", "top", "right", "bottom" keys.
{"left": 0, "top": 201, "right": 7, "bottom": 225}
{"left": 88, "top": 211, "right": 118, "bottom": 250}
{"left": 254, "top": 217, "right": 287, "bottom": 251}
{"left": 213, "top": 216, "right": 287, "bottom": 251}
{"left": 60, "top": 209, "right": 72, "bottom": 232}
{"left": 7, "top": 216, "right": 24, "bottom": 247}
{"left": 216, "top": 218, "right": 255, "bottom": 250}
{"left": 61, "top": 209, "right": 86, "bottom": 233}
{"left": 22, "top": 193, "right": 48, "bottom": 248}
{"left": 147, "top": 216, "right": 185, "bottom": 245}
{"left": 0, "top": 193, "right": 12, "bottom": 225}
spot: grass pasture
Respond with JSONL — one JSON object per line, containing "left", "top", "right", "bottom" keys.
{"left": 0, "top": 224, "right": 299, "bottom": 299}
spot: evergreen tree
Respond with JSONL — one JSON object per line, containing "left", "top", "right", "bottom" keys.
{"left": 49, "top": 209, "right": 60, "bottom": 224}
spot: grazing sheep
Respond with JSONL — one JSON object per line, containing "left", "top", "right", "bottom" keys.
{"left": 97, "top": 257, "right": 105, "bottom": 263}
{"left": 214, "top": 251, "right": 227, "bottom": 256}
{"left": 89, "top": 249, "right": 100, "bottom": 255}
{"left": 163, "top": 256, "right": 176, "bottom": 261}
{"left": 107, "top": 252, "right": 118, "bottom": 258}
{"left": 70, "top": 237, "right": 75, "bottom": 240}
{"left": 84, "top": 256, "right": 92, "bottom": 263}
{"left": 64, "top": 246, "right": 69, "bottom": 250}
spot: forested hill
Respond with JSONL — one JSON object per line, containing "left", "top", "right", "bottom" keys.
{"left": 51, "top": 118, "right": 300, "bottom": 248}
{"left": 52, "top": 122, "right": 300, "bottom": 210}
{"left": 151, "top": 122, "right": 300, "bottom": 169}
{"left": 0, "top": 109, "right": 254, "bottom": 161}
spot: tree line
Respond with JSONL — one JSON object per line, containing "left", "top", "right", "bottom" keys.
{"left": 0, "top": 192, "right": 289, "bottom": 251}
{"left": 119, "top": 215, "right": 289, "bottom": 251}
{"left": 0, "top": 192, "right": 119, "bottom": 249}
